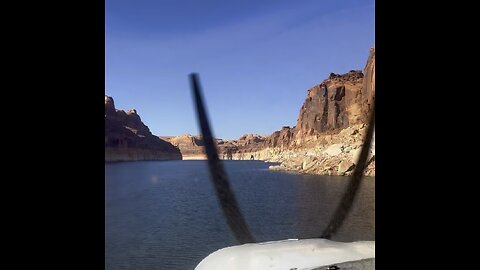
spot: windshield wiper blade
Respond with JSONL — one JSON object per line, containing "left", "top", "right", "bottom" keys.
{"left": 190, "top": 73, "right": 255, "bottom": 244}
{"left": 320, "top": 102, "right": 375, "bottom": 239}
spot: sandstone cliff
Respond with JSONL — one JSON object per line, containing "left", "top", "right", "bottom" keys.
{"left": 156, "top": 48, "right": 375, "bottom": 176}
{"left": 105, "top": 96, "right": 182, "bottom": 162}
{"left": 229, "top": 48, "right": 376, "bottom": 176}
{"left": 293, "top": 70, "right": 365, "bottom": 144}
{"left": 162, "top": 133, "right": 267, "bottom": 160}
{"left": 160, "top": 134, "right": 206, "bottom": 159}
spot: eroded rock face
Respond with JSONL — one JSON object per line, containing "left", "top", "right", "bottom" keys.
{"left": 228, "top": 48, "right": 376, "bottom": 176}
{"left": 105, "top": 95, "right": 182, "bottom": 161}
{"left": 264, "top": 127, "right": 295, "bottom": 148}
{"left": 232, "top": 50, "right": 375, "bottom": 154}
{"left": 161, "top": 134, "right": 205, "bottom": 158}
{"left": 237, "top": 134, "right": 266, "bottom": 146}
{"left": 163, "top": 133, "right": 267, "bottom": 160}
{"left": 156, "top": 48, "right": 375, "bottom": 176}
{"left": 295, "top": 70, "right": 365, "bottom": 138}
{"left": 105, "top": 96, "right": 116, "bottom": 115}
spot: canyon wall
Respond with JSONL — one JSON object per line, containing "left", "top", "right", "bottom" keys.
{"left": 230, "top": 48, "right": 376, "bottom": 176}
{"left": 160, "top": 47, "right": 375, "bottom": 176}
{"left": 105, "top": 96, "right": 182, "bottom": 162}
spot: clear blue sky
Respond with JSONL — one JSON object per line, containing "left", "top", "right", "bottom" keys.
{"left": 106, "top": 0, "right": 375, "bottom": 139}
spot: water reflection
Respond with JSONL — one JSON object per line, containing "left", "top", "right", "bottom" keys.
{"left": 105, "top": 160, "right": 374, "bottom": 270}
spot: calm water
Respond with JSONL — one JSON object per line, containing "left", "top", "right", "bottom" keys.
{"left": 105, "top": 160, "right": 374, "bottom": 270}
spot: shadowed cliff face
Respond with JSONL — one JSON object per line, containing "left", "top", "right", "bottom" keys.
{"left": 264, "top": 127, "right": 295, "bottom": 149}
{"left": 105, "top": 96, "right": 182, "bottom": 161}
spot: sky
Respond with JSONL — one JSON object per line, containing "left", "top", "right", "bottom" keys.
{"left": 106, "top": 0, "right": 375, "bottom": 139}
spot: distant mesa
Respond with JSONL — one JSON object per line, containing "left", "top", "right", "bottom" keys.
{"left": 105, "top": 95, "right": 182, "bottom": 162}
{"left": 160, "top": 134, "right": 205, "bottom": 160}
{"left": 161, "top": 133, "right": 267, "bottom": 160}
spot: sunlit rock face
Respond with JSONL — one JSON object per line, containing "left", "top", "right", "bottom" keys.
{"left": 161, "top": 134, "right": 205, "bottom": 159}
{"left": 295, "top": 70, "right": 365, "bottom": 137}
{"left": 162, "top": 133, "right": 268, "bottom": 160}
{"left": 228, "top": 48, "right": 376, "bottom": 176}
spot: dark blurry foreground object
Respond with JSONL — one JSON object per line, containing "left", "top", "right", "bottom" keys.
{"left": 320, "top": 102, "right": 375, "bottom": 239}
{"left": 190, "top": 73, "right": 255, "bottom": 244}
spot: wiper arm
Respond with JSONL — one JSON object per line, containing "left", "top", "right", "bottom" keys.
{"left": 190, "top": 73, "right": 255, "bottom": 244}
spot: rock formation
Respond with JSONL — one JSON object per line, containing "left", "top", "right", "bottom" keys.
{"left": 145, "top": 47, "right": 375, "bottom": 176}
{"left": 162, "top": 133, "right": 267, "bottom": 160}
{"left": 294, "top": 70, "right": 365, "bottom": 143}
{"left": 105, "top": 96, "right": 182, "bottom": 161}
{"left": 160, "top": 134, "right": 206, "bottom": 159}
{"left": 228, "top": 47, "right": 376, "bottom": 176}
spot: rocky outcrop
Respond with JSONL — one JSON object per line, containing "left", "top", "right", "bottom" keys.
{"left": 156, "top": 48, "right": 375, "bottom": 176}
{"left": 265, "top": 126, "right": 295, "bottom": 148}
{"left": 241, "top": 124, "right": 374, "bottom": 176}
{"left": 162, "top": 133, "right": 267, "bottom": 160}
{"left": 161, "top": 134, "right": 206, "bottom": 159}
{"left": 295, "top": 70, "right": 365, "bottom": 140}
{"left": 229, "top": 48, "right": 376, "bottom": 176}
{"left": 218, "top": 134, "right": 267, "bottom": 160}
{"left": 105, "top": 96, "right": 182, "bottom": 162}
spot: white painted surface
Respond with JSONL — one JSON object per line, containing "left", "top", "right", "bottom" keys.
{"left": 195, "top": 238, "right": 375, "bottom": 270}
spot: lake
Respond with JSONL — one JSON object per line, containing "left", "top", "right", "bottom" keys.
{"left": 105, "top": 160, "right": 375, "bottom": 270}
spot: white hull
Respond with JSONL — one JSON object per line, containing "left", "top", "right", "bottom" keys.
{"left": 195, "top": 238, "right": 375, "bottom": 270}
